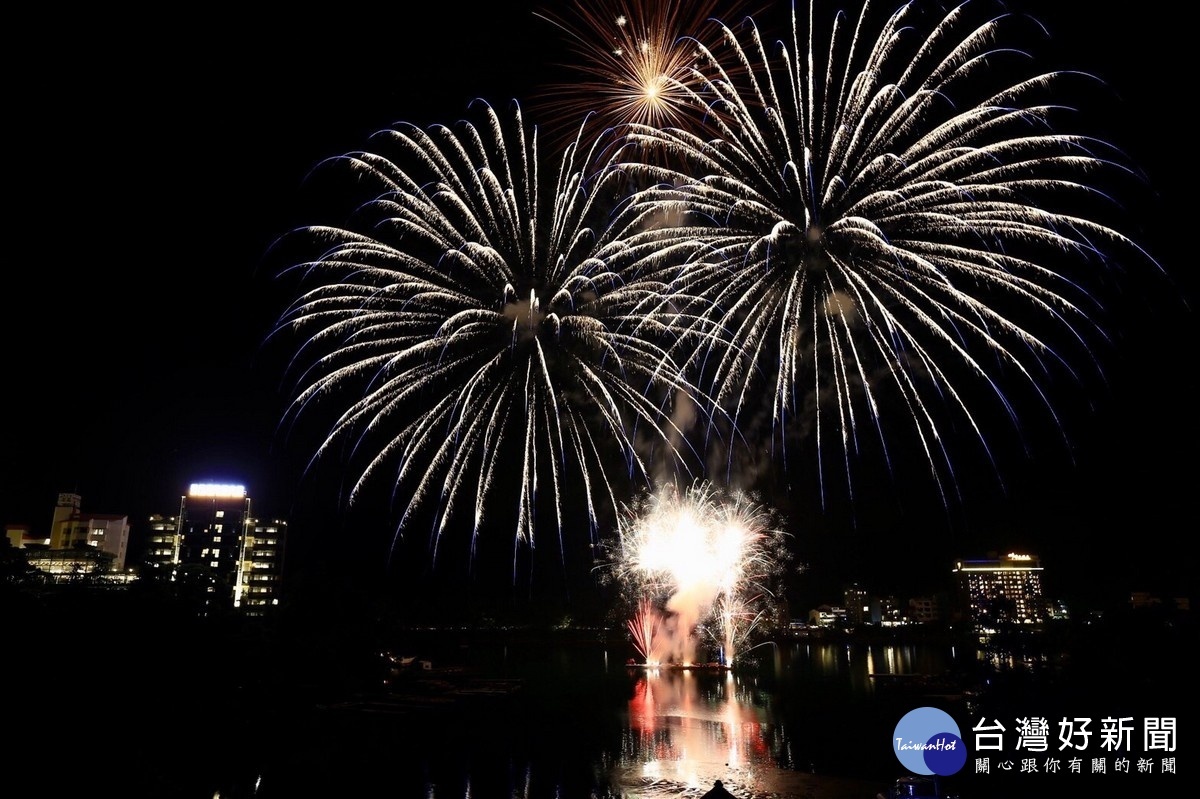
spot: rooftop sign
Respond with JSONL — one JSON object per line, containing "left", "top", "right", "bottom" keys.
{"left": 188, "top": 483, "right": 246, "bottom": 498}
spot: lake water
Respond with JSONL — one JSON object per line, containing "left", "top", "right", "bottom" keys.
{"left": 191, "top": 623, "right": 1188, "bottom": 799}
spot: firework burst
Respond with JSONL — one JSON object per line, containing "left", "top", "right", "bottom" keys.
{"left": 615, "top": 0, "right": 1159, "bottom": 505}
{"left": 273, "top": 101, "right": 714, "bottom": 575}
{"left": 607, "top": 480, "right": 791, "bottom": 666}
{"left": 533, "top": 0, "right": 740, "bottom": 151}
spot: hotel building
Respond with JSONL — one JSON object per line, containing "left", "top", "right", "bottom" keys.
{"left": 952, "top": 552, "right": 1045, "bottom": 627}
{"left": 49, "top": 492, "right": 131, "bottom": 571}
{"left": 6, "top": 493, "right": 132, "bottom": 579}
{"left": 143, "top": 483, "right": 286, "bottom": 616}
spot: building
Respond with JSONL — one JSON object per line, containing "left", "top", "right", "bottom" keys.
{"left": 872, "top": 595, "right": 905, "bottom": 626}
{"left": 906, "top": 596, "right": 940, "bottom": 624}
{"left": 842, "top": 583, "right": 870, "bottom": 625}
{"left": 808, "top": 605, "right": 848, "bottom": 628}
{"left": 6, "top": 494, "right": 132, "bottom": 580}
{"left": 5, "top": 524, "right": 43, "bottom": 549}
{"left": 144, "top": 483, "right": 287, "bottom": 616}
{"left": 49, "top": 493, "right": 131, "bottom": 571}
{"left": 952, "top": 552, "right": 1045, "bottom": 628}
{"left": 143, "top": 514, "right": 180, "bottom": 565}
{"left": 238, "top": 517, "right": 286, "bottom": 615}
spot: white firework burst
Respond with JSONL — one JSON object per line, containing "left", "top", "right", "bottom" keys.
{"left": 614, "top": 0, "right": 1159, "bottom": 503}
{"left": 274, "top": 100, "right": 716, "bottom": 574}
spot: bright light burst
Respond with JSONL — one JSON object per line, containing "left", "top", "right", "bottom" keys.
{"left": 607, "top": 480, "right": 790, "bottom": 666}
{"left": 270, "top": 1, "right": 1161, "bottom": 588}
{"left": 615, "top": 0, "right": 1159, "bottom": 504}
{"left": 273, "top": 101, "right": 712, "bottom": 574}
{"left": 533, "top": 0, "right": 736, "bottom": 147}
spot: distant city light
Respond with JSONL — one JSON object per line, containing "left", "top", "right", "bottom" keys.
{"left": 188, "top": 483, "right": 246, "bottom": 498}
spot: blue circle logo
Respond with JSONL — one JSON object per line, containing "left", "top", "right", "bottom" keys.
{"left": 892, "top": 707, "right": 967, "bottom": 776}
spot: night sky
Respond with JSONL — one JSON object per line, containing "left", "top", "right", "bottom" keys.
{"left": 5, "top": 1, "right": 1193, "bottom": 616}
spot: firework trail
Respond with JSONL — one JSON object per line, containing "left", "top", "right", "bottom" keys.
{"left": 628, "top": 596, "right": 666, "bottom": 665}
{"left": 609, "top": 480, "right": 790, "bottom": 666}
{"left": 615, "top": 0, "right": 1159, "bottom": 505}
{"left": 273, "top": 101, "right": 715, "bottom": 576}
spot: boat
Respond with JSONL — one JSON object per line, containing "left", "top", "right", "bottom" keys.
{"left": 868, "top": 672, "right": 965, "bottom": 700}
{"left": 876, "top": 775, "right": 961, "bottom": 799}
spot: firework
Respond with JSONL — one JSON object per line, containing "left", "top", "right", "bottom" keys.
{"left": 615, "top": 0, "right": 1159, "bottom": 504}
{"left": 272, "top": 102, "right": 714, "bottom": 575}
{"left": 609, "top": 480, "right": 790, "bottom": 666}
{"left": 532, "top": 0, "right": 738, "bottom": 150}
{"left": 628, "top": 596, "right": 666, "bottom": 665}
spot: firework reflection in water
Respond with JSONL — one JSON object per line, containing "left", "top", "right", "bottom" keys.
{"left": 619, "top": 670, "right": 774, "bottom": 795}
{"left": 611, "top": 481, "right": 790, "bottom": 667}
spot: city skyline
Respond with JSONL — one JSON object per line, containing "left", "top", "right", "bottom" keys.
{"left": 5, "top": 1, "right": 1193, "bottom": 612}
{"left": 11, "top": 479, "right": 1158, "bottom": 630}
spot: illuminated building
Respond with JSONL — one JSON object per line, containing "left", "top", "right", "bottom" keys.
{"left": 145, "top": 483, "right": 286, "bottom": 616}
{"left": 143, "top": 514, "right": 179, "bottom": 565}
{"left": 49, "top": 493, "right": 131, "bottom": 571}
{"left": 873, "top": 595, "right": 904, "bottom": 626}
{"left": 808, "top": 605, "right": 848, "bottom": 627}
{"left": 843, "top": 583, "right": 869, "bottom": 625}
{"left": 952, "top": 552, "right": 1045, "bottom": 627}
{"left": 239, "top": 517, "right": 286, "bottom": 615}
{"left": 7, "top": 494, "right": 133, "bottom": 580}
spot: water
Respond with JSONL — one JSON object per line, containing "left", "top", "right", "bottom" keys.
{"left": 197, "top": 634, "right": 918, "bottom": 798}
{"left": 38, "top": 622, "right": 1183, "bottom": 799}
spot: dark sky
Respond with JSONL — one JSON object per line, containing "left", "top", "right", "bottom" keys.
{"left": 5, "top": 1, "right": 1193, "bottom": 614}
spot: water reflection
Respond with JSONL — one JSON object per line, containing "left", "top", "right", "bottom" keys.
{"left": 620, "top": 669, "right": 773, "bottom": 792}
{"left": 610, "top": 640, "right": 971, "bottom": 796}
{"left": 211, "top": 634, "right": 1156, "bottom": 799}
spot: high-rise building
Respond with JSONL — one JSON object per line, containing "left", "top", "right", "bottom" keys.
{"left": 144, "top": 483, "right": 286, "bottom": 616}
{"left": 238, "top": 517, "right": 286, "bottom": 615}
{"left": 143, "top": 514, "right": 180, "bottom": 565}
{"left": 842, "top": 583, "right": 869, "bottom": 625}
{"left": 952, "top": 552, "right": 1045, "bottom": 628}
